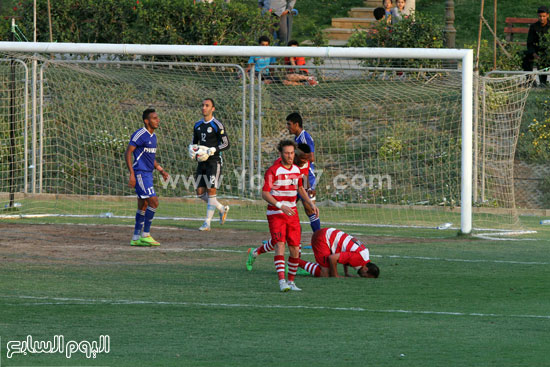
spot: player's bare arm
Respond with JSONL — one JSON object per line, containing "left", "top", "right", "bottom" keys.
{"left": 298, "top": 186, "right": 318, "bottom": 217}
{"left": 328, "top": 253, "right": 341, "bottom": 277}
{"left": 262, "top": 190, "right": 295, "bottom": 216}
{"left": 154, "top": 161, "right": 169, "bottom": 181}
{"left": 125, "top": 144, "right": 137, "bottom": 188}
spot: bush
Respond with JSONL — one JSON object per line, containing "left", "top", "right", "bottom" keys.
{"left": 463, "top": 39, "right": 523, "bottom": 74}
{"left": 7, "top": 0, "right": 273, "bottom": 46}
{"left": 527, "top": 97, "right": 550, "bottom": 161}
{"left": 347, "top": 12, "right": 444, "bottom": 68}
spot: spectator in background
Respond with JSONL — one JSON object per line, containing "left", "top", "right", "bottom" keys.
{"left": 283, "top": 40, "right": 318, "bottom": 86}
{"left": 393, "top": 0, "right": 409, "bottom": 23}
{"left": 523, "top": 6, "right": 550, "bottom": 86}
{"left": 259, "top": 0, "right": 296, "bottom": 45}
{"left": 382, "top": 0, "right": 399, "bottom": 25}
{"left": 246, "top": 36, "right": 278, "bottom": 84}
{"left": 373, "top": 7, "right": 386, "bottom": 22}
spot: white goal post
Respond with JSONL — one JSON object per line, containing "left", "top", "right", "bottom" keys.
{"left": 0, "top": 42, "right": 473, "bottom": 234}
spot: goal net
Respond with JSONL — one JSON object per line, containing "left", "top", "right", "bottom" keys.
{"left": 0, "top": 44, "right": 529, "bottom": 233}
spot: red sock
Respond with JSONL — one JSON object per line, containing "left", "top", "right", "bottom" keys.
{"left": 287, "top": 256, "right": 299, "bottom": 282}
{"left": 256, "top": 239, "right": 274, "bottom": 255}
{"left": 274, "top": 255, "right": 285, "bottom": 280}
{"left": 298, "top": 258, "right": 321, "bottom": 277}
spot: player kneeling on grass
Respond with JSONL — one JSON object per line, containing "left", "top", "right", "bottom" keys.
{"left": 125, "top": 108, "right": 169, "bottom": 247}
{"left": 247, "top": 227, "right": 379, "bottom": 278}
{"left": 300, "top": 228, "right": 379, "bottom": 278}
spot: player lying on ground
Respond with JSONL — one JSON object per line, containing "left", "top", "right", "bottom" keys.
{"left": 246, "top": 145, "right": 318, "bottom": 273}
{"left": 125, "top": 108, "right": 170, "bottom": 247}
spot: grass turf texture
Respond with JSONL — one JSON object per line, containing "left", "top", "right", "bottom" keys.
{"left": 1, "top": 219, "right": 550, "bottom": 366}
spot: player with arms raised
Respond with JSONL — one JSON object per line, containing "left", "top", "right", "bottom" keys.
{"left": 191, "top": 98, "right": 230, "bottom": 231}
{"left": 125, "top": 108, "right": 169, "bottom": 246}
{"left": 262, "top": 140, "right": 318, "bottom": 292}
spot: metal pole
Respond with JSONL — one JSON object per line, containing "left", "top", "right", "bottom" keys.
{"left": 240, "top": 68, "right": 247, "bottom": 197}
{"left": 460, "top": 50, "right": 473, "bottom": 234}
{"left": 473, "top": 71, "right": 479, "bottom": 203}
{"left": 248, "top": 66, "right": 255, "bottom": 195}
{"left": 39, "top": 66, "right": 44, "bottom": 193}
{"left": 257, "top": 73, "right": 262, "bottom": 192}
{"left": 8, "top": 21, "right": 16, "bottom": 208}
{"left": 445, "top": 0, "right": 456, "bottom": 48}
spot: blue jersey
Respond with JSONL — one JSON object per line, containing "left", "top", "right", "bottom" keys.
{"left": 295, "top": 130, "right": 316, "bottom": 189}
{"left": 129, "top": 127, "right": 157, "bottom": 172}
{"left": 248, "top": 56, "right": 276, "bottom": 75}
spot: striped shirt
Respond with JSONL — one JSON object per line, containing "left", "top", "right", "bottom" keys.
{"left": 324, "top": 228, "right": 370, "bottom": 269}
{"left": 262, "top": 160, "right": 303, "bottom": 215}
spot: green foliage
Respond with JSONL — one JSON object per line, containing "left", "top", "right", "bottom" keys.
{"left": 378, "top": 136, "right": 402, "bottom": 160}
{"left": 348, "top": 13, "right": 445, "bottom": 68}
{"left": 464, "top": 39, "right": 524, "bottom": 74}
{"left": 527, "top": 97, "right": 550, "bottom": 160}
{"left": 535, "top": 32, "right": 550, "bottom": 71}
{"left": 11, "top": 0, "right": 272, "bottom": 46}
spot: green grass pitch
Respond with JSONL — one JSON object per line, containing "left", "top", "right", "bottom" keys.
{"left": 0, "top": 218, "right": 549, "bottom": 366}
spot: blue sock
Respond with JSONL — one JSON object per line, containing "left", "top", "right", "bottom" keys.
{"left": 309, "top": 213, "right": 321, "bottom": 232}
{"left": 133, "top": 210, "right": 145, "bottom": 239}
{"left": 143, "top": 207, "right": 156, "bottom": 235}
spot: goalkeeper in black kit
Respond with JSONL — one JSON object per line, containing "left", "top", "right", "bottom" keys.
{"left": 188, "top": 98, "right": 231, "bottom": 231}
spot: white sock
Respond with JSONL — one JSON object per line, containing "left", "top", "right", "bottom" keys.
{"left": 208, "top": 195, "right": 225, "bottom": 212}
{"left": 132, "top": 234, "right": 140, "bottom": 241}
{"left": 141, "top": 232, "right": 150, "bottom": 237}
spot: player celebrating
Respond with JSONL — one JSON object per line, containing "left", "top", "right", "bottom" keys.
{"left": 192, "top": 98, "right": 230, "bottom": 231}
{"left": 286, "top": 112, "right": 320, "bottom": 232}
{"left": 298, "top": 228, "right": 380, "bottom": 278}
{"left": 262, "top": 140, "right": 318, "bottom": 292}
{"left": 125, "top": 108, "right": 169, "bottom": 246}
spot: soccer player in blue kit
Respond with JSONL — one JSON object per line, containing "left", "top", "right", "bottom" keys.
{"left": 125, "top": 108, "right": 169, "bottom": 246}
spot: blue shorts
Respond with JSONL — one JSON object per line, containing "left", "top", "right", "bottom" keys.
{"left": 135, "top": 171, "right": 156, "bottom": 199}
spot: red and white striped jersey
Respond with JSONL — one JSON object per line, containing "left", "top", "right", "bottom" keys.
{"left": 324, "top": 228, "right": 370, "bottom": 268}
{"left": 262, "top": 160, "right": 303, "bottom": 215}
{"left": 274, "top": 157, "right": 310, "bottom": 188}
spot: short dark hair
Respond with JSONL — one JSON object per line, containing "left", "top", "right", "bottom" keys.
{"left": 142, "top": 108, "right": 156, "bottom": 122}
{"left": 203, "top": 98, "right": 215, "bottom": 107}
{"left": 297, "top": 143, "right": 311, "bottom": 154}
{"left": 286, "top": 112, "right": 303, "bottom": 128}
{"left": 366, "top": 262, "right": 380, "bottom": 278}
{"left": 373, "top": 7, "right": 386, "bottom": 20}
{"left": 277, "top": 139, "right": 297, "bottom": 153}
{"left": 259, "top": 35, "right": 270, "bottom": 44}
{"left": 287, "top": 40, "right": 299, "bottom": 47}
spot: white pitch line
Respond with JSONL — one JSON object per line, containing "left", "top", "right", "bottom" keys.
{"left": 2, "top": 295, "right": 549, "bottom": 320}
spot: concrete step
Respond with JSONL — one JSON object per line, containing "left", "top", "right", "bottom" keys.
{"left": 364, "top": 0, "right": 381, "bottom": 7}
{"left": 331, "top": 17, "right": 375, "bottom": 29}
{"left": 349, "top": 7, "right": 375, "bottom": 18}
{"left": 323, "top": 28, "right": 356, "bottom": 41}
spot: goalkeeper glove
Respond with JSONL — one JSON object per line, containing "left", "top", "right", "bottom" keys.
{"left": 188, "top": 144, "right": 199, "bottom": 160}
{"left": 206, "top": 147, "right": 216, "bottom": 156}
